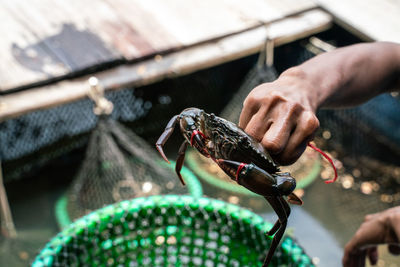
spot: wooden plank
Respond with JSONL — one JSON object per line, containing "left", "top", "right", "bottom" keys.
{"left": 6, "top": 0, "right": 121, "bottom": 69}
{"left": 0, "top": 9, "right": 332, "bottom": 121}
{"left": 0, "top": 0, "right": 317, "bottom": 92}
{"left": 101, "top": 0, "right": 180, "bottom": 57}
{"left": 130, "top": 0, "right": 316, "bottom": 46}
{"left": 0, "top": 4, "right": 70, "bottom": 90}
{"left": 52, "top": 0, "right": 156, "bottom": 61}
{"left": 317, "top": 0, "right": 400, "bottom": 42}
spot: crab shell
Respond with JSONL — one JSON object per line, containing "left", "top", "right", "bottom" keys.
{"left": 179, "top": 108, "right": 280, "bottom": 174}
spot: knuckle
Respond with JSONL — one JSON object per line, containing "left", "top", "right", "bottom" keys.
{"left": 245, "top": 128, "right": 259, "bottom": 140}
{"left": 243, "top": 94, "right": 256, "bottom": 107}
{"left": 268, "top": 91, "right": 287, "bottom": 105}
{"left": 244, "top": 125, "right": 264, "bottom": 142}
{"left": 282, "top": 146, "right": 305, "bottom": 165}
{"left": 262, "top": 139, "right": 284, "bottom": 155}
{"left": 302, "top": 112, "right": 320, "bottom": 133}
{"left": 289, "top": 102, "right": 302, "bottom": 112}
{"left": 387, "top": 212, "right": 400, "bottom": 225}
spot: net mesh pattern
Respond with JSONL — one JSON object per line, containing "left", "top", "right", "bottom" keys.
{"left": 65, "top": 116, "right": 189, "bottom": 221}
{"left": 33, "top": 195, "right": 313, "bottom": 267}
{"left": 219, "top": 63, "right": 277, "bottom": 124}
{"left": 0, "top": 88, "right": 152, "bottom": 182}
{"left": 1, "top": 56, "right": 255, "bottom": 183}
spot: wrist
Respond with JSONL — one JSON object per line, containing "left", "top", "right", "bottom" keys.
{"left": 279, "top": 66, "right": 321, "bottom": 112}
{"left": 281, "top": 61, "right": 346, "bottom": 111}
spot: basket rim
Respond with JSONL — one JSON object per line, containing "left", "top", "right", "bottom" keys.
{"left": 36, "top": 194, "right": 313, "bottom": 267}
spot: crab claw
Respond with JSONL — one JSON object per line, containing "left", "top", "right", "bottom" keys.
{"left": 215, "top": 159, "right": 247, "bottom": 183}
{"left": 216, "top": 159, "right": 286, "bottom": 197}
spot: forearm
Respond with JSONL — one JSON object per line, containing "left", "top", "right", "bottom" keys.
{"left": 281, "top": 42, "right": 400, "bottom": 111}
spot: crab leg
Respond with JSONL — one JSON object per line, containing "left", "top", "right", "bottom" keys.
{"left": 156, "top": 115, "right": 179, "bottom": 163}
{"left": 266, "top": 195, "right": 290, "bottom": 237}
{"left": 175, "top": 141, "right": 188, "bottom": 185}
{"left": 263, "top": 196, "right": 289, "bottom": 267}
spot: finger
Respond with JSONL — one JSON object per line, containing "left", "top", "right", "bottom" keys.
{"left": 275, "top": 111, "right": 319, "bottom": 164}
{"left": 344, "top": 236, "right": 362, "bottom": 267}
{"left": 367, "top": 247, "right": 378, "bottom": 265}
{"left": 343, "top": 250, "right": 361, "bottom": 267}
{"left": 239, "top": 95, "right": 261, "bottom": 129}
{"left": 346, "top": 220, "right": 385, "bottom": 254}
{"left": 342, "top": 249, "right": 351, "bottom": 267}
{"left": 274, "top": 133, "right": 312, "bottom": 165}
{"left": 244, "top": 109, "right": 273, "bottom": 141}
{"left": 388, "top": 244, "right": 400, "bottom": 255}
{"left": 364, "top": 213, "right": 379, "bottom": 222}
{"left": 358, "top": 250, "right": 366, "bottom": 267}
{"left": 260, "top": 118, "right": 294, "bottom": 156}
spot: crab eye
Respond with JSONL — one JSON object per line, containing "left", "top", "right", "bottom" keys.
{"left": 181, "top": 117, "right": 195, "bottom": 130}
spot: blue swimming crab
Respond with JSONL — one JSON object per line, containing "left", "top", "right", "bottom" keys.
{"left": 156, "top": 107, "right": 303, "bottom": 267}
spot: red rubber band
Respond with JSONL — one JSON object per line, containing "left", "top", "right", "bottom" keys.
{"left": 190, "top": 130, "right": 206, "bottom": 146}
{"left": 308, "top": 142, "right": 338, "bottom": 184}
{"left": 236, "top": 163, "right": 247, "bottom": 183}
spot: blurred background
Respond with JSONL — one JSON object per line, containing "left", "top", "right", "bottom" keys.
{"left": 0, "top": 0, "right": 400, "bottom": 266}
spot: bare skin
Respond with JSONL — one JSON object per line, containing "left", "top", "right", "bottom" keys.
{"left": 239, "top": 42, "right": 400, "bottom": 165}
{"left": 342, "top": 207, "right": 400, "bottom": 267}
{"left": 239, "top": 41, "right": 400, "bottom": 265}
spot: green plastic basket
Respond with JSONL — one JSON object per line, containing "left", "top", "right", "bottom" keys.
{"left": 36, "top": 195, "right": 313, "bottom": 267}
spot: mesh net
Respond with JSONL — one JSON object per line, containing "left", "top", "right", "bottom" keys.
{"left": 315, "top": 94, "right": 400, "bottom": 203}
{"left": 64, "top": 115, "right": 195, "bottom": 221}
{"left": 0, "top": 56, "right": 256, "bottom": 184}
{"left": 219, "top": 63, "right": 277, "bottom": 124}
{"left": 0, "top": 88, "right": 152, "bottom": 182}
{"left": 33, "top": 195, "right": 314, "bottom": 267}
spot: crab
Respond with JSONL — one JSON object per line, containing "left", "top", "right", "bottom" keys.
{"left": 156, "top": 107, "right": 305, "bottom": 266}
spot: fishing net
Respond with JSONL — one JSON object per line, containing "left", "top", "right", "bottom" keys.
{"left": 61, "top": 115, "right": 201, "bottom": 222}
{"left": 34, "top": 195, "right": 314, "bottom": 267}
{"left": 0, "top": 87, "right": 152, "bottom": 183}
{"left": 58, "top": 79, "right": 201, "bottom": 223}
{"left": 315, "top": 93, "right": 400, "bottom": 204}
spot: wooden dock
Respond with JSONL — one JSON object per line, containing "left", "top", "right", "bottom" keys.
{"left": 0, "top": 0, "right": 399, "bottom": 121}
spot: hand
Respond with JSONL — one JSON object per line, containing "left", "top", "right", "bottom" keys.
{"left": 239, "top": 69, "right": 320, "bottom": 165}
{"left": 343, "top": 206, "right": 400, "bottom": 267}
